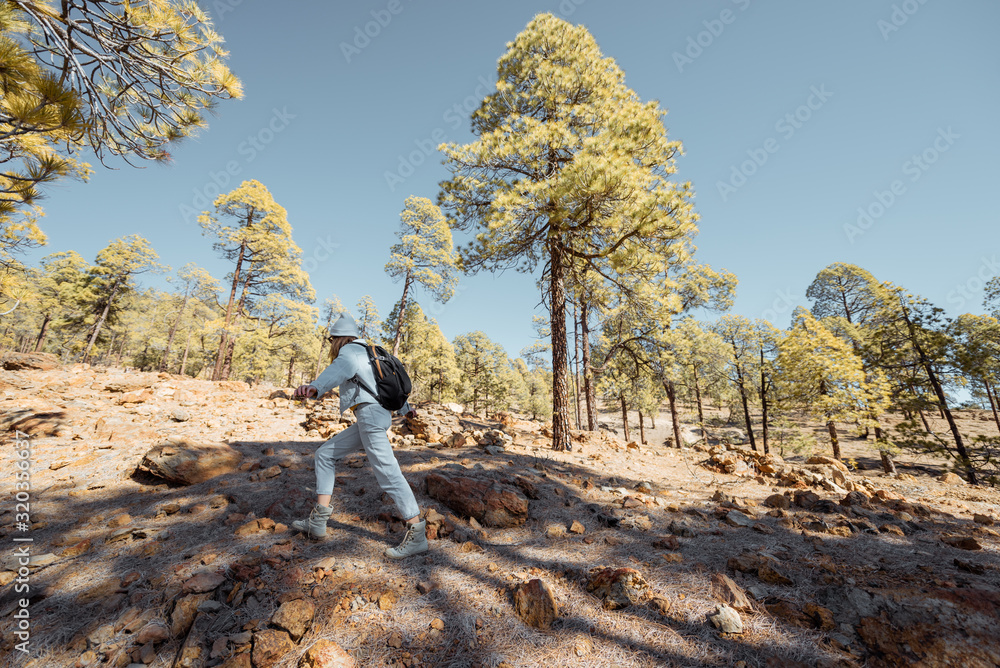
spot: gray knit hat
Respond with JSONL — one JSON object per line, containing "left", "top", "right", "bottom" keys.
{"left": 328, "top": 312, "right": 360, "bottom": 338}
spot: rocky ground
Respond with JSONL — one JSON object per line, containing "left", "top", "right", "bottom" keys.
{"left": 1, "top": 352, "right": 999, "bottom": 668}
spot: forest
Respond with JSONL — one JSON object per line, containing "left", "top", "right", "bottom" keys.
{"left": 2, "top": 4, "right": 1000, "bottom": 668}
{"left": 1, "top": 6, "right": 998, "bottom": 486}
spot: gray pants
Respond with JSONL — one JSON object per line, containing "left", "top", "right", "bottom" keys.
{"left": 314, "top": 402, "right": 420, "bottom": 520}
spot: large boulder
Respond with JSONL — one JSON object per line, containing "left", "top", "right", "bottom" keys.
{"left": 2, "top": 352, "right": 59, "bottom": 371}
{"left": 425, "top": 472, "right": 529, "bottom": 527}
{"left": 138, "top": 438, "right": 243, "bottom": 485}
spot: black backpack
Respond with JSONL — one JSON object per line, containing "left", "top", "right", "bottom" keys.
{"left": 349, "top": 342, "right": 412, "bottom": 411}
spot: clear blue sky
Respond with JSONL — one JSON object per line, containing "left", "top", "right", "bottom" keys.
{"left": 23, "top": 0, "right": 1000, "bottom": 359}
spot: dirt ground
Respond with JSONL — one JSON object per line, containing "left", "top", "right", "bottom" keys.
{"left": 1, "top": 362, "right": 999, "bottom": 668}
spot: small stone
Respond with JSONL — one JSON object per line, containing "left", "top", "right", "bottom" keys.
{"left": 387, "top": 633, "right": 404, "bottom": 649}
{"left": 569, "top": 520, "right": 586, "bottom": 534}
{"left": 764, "top": 494, "right": 790, "bottom": 510}
{"left": 182, "top": 572, "right": 225, "bottom": 594}
{"left": 879, "top": 524, "right": 905, "bottom": 536}
{"left": 546, "top": 524, "right": 567, "bottom": 539}
{"left": 417, "top": 581, "right": 437, "bottom": 595}
{"left": 711, "top": 573, "right": 753, "bottom": 612}
{"left": 942, "top": 535, "right": 982, "bottom": 551}
{"left": 954, "top": 558, "right": 986, "bottom": 575}
{"left": 937, "top": 472, "right": 965, "bottom": 485}
{"left": 135, "top": 622, "right": 170, "bottom": 645}
{"left": 171, "top": 408, "right": 190, "bottom": 422}
{"left": 512, "top": 579, "right": 559, "bottom": 629}
{"left": 430, "top": 618, "right": 445, "bottom": 631}
{"left": 973, "top": 514, "right": 994, "bottom": 526}
{"left": 108, "top": 513, "right": 132, "bottom": 528}
{"left": 708, "top": 604, "right": 744, "bottom": 634}
{"left": 271, "top": 599, "right": 315, "bottom": 640}
{"left": 252, "top": 630, "right": 293, "bottom": 668}
{"left": 724, "top": 510, "right": 755, "bottom": 528}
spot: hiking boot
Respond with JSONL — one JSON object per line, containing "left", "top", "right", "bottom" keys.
{"left": 291, "top": 503, "right": 333, "bottom": 540}
{"left": 385, "top": 520, "right": 428, "bottom": 559}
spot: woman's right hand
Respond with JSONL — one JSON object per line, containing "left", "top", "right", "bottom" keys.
{"left": 294, "top": 384, "right": 318, "bottom": 399}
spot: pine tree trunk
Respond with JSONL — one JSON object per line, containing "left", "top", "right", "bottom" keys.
{"left": 620, "top": 394, "right": 630, "bottom": 443}
{"left": 665, "top": 380, "right": 683, "bottom": 449}
{"left": 160, "top": 293, "right": 190, "bottom": 372}
{"left": 287, "top": 355, "right": 295, "bottom": 386}
{"left": 986, "top": 381, "right": 1000, "bottom": 436}
{"left": 548, "top": 241, "right": 572, "bottom": 451}
{"left": 827, "top": 420, "right": 841, "bottom": 460}
{"left": 918, "top": 409, "right": 933, "bottom": 433}
{"left": 875, "top": 426, "right": 896, "bottom": 473}
{"left": 213, "top": 240, "right": 246, "bottom": 381}
{"left": 693, "top": 363, "right": 706, "bottom": 438}
{"left": 82, "top": 278, "right": 123, "bottom": 363}
{"left": 900, "top": 306, "right": 976, "bottom": 483}
{"left": 639, "top": 411, "right": 646, "bottom": 445}
{"left": 759, "top": 349, "right": 769, "bottom": 455}
{"left": 581, "top": 300, "right": 596, "bottom": 431}
{"left": 392, "top": 273, "right": 413, "bottom": 356}
{"left": 735, "top": 366, "right": 757, "bottom": 451}
{"left": 34, "top": 314, "right": 51, "bottom": 352}
{"left": 222, "top": 337, "right": 236, "bottom": 381}
{"left": 115, "top": 333, "right": 127, "bottom": 367}
{"left": 573, "top": 301, "right": 582, "bottom": 430}
{"left": 179, "top": 331, "right": 192, "bottom": 376}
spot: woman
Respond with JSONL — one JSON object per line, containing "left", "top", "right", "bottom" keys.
{"left": 291, "top": 312, "right": 427, "bottom": 559}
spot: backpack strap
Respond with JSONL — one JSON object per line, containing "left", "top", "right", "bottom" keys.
{"left": 347, "top": 341, "right": 379, "bottom": 401}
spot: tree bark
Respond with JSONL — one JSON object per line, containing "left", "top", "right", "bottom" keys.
{"left": 392, "top": 272, "right": 413, "bottom": 356}
{"left": 827, "top": 420, "right": 841, "bottom": 460}
{"left": 638, "top": 411, "right": 646, "bottom": 445}
{"left": 901, "top": 307, "right": 976, "bottom": 483}
{"left": 759, "top": 348, "right": 769, "bottom": 455}
{"left": 548, "top": 241, "right": 572, "bottom": 451}
{"left": 693, "top": 363, "right": 706, "bottom": 438}
{"left": 33, "top": 314, "right": 51, "bottom": 352}
{"left": 572, "top": 301, "right": 582, "bottom": 430}
{"left": 286, "top": 355, "right": 295, "bottom": 387}
{"left": 179, "top": 331, "right": 192, "bottom": 376}
{"left": 160, "top": 293, "right": 191, "bottom": 372}
{"left": 664, "top": 380, "right": 683, "bottom": 449}
{"left": 986, "top": 381, "right": 1000, "bottom": 436}
{"left": 620, "top": 394, "right": 630, "bottom": 443}
{"left": 83, "top": 277, "right": 123, "bottom": 363}
{"left": 735, "top": 365, "right": 757, "bottom": 451}
{"left": 875, "top": 425, "right": 896, "bottom": 474}
{"left": 213, "top": 240, "right": 246, "bottom": 381}
{"left": 580, "top": 300, "right": 596, "bottom": 430}
{"left": 918, "top": 408, "right": 933, "bottom": 434}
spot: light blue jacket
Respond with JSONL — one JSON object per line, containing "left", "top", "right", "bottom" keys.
{"left": 311, "top": 340, "right": 410, "bottom": 415}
